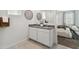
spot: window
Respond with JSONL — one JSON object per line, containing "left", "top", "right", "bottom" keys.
{"left": 64, "top": 11, "right": 74, "bottom": 26}
{"left": 8, "top": 10, "right": 21, "bottom": 15}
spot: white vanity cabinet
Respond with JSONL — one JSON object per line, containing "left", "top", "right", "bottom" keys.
{"left": 29, "top": 25, "right": 56, "bottom": 48}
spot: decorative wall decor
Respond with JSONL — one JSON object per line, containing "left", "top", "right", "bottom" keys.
{"left": 24, "top": 10, "right": 33, "bottom": 20}
{"left": 0, "top": 17, "right": 10, "bottom": 27}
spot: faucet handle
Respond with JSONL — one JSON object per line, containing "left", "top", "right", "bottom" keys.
{"left": 45, "top": 20, "right": 48, "bottom": 23}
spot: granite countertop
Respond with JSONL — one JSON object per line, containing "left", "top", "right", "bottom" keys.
{"left": 29, "top": 24, "right": 55, "bottom": 30}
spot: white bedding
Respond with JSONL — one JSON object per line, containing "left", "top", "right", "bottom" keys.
{"left": 57, "top": 28, "right": 72, "bottom": 38}
{"left": 75, "top": 30, "right": 79, "bottom": 35}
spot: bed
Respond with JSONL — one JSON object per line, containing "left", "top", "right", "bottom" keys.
{"left": 57, "top": 28, "right": 72, "bottom": 38}
{"left": 57, "top": 25, "right": 79, "bottom": 48}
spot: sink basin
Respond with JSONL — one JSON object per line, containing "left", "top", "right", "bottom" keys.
{"left": 40, "top": 24, "right": 44, "bottom": 27}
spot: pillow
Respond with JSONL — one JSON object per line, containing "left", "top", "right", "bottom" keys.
{"left": 71, "top": 26, "right": 79, "bottom": 31}
{"left": 66, "top": 28, "right": 72, "bottom": 38}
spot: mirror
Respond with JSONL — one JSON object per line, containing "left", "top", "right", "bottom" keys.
{"left": 24, "top": 10, "right": 33, "bottom": 20}
{"left": 37, "top": 13, "right": 42, "bottom": 20}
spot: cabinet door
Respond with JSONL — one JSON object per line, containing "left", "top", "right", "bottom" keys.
{"left": 29, "top": 27, "right": 37, "bottom": 40}
{"left": 37, "top": 29, "right": 50, "bottom": 46}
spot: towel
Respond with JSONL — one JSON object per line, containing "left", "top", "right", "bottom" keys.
{"left": 2, "top": 17, "right": 8, "bottom": 22}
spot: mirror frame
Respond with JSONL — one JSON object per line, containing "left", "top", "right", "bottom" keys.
{"left": 24, "top": 10, "right": 33, "bottom": 20}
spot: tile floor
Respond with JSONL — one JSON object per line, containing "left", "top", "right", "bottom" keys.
{"left": 9, "top": 39, "right": 71, "bottom": 49}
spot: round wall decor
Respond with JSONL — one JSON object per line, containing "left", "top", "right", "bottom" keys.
{"left": 24, "top": 10, "right": 33, "bottom": 20}
{"left": 37, "top": 13, "right": 42, "bottom": 21}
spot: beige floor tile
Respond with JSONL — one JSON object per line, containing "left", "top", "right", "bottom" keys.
{"left": 9, "top": 39, "right": 71, "bottom": 49}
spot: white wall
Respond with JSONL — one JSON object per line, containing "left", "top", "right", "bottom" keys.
{"left": 0, "top": 10, "right": 28, "bottom": 48}
{"left": 0, "top": 10, "right": 42, "bottom": 48}
{"left": 0, "top": 10, "right": 8, "bottom": 16}
{"left": 75, "top": 11, "right": 79, "bottom": 26}
{"left": 41, "top": 10, "right": 57, "bottom": 25}
{"left": 56, "top": 11, "right": 64, "bottom": 25}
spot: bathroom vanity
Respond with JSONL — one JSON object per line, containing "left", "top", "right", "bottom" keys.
{"left": 28, "top": 24, "right": 57, "bottom": 48}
